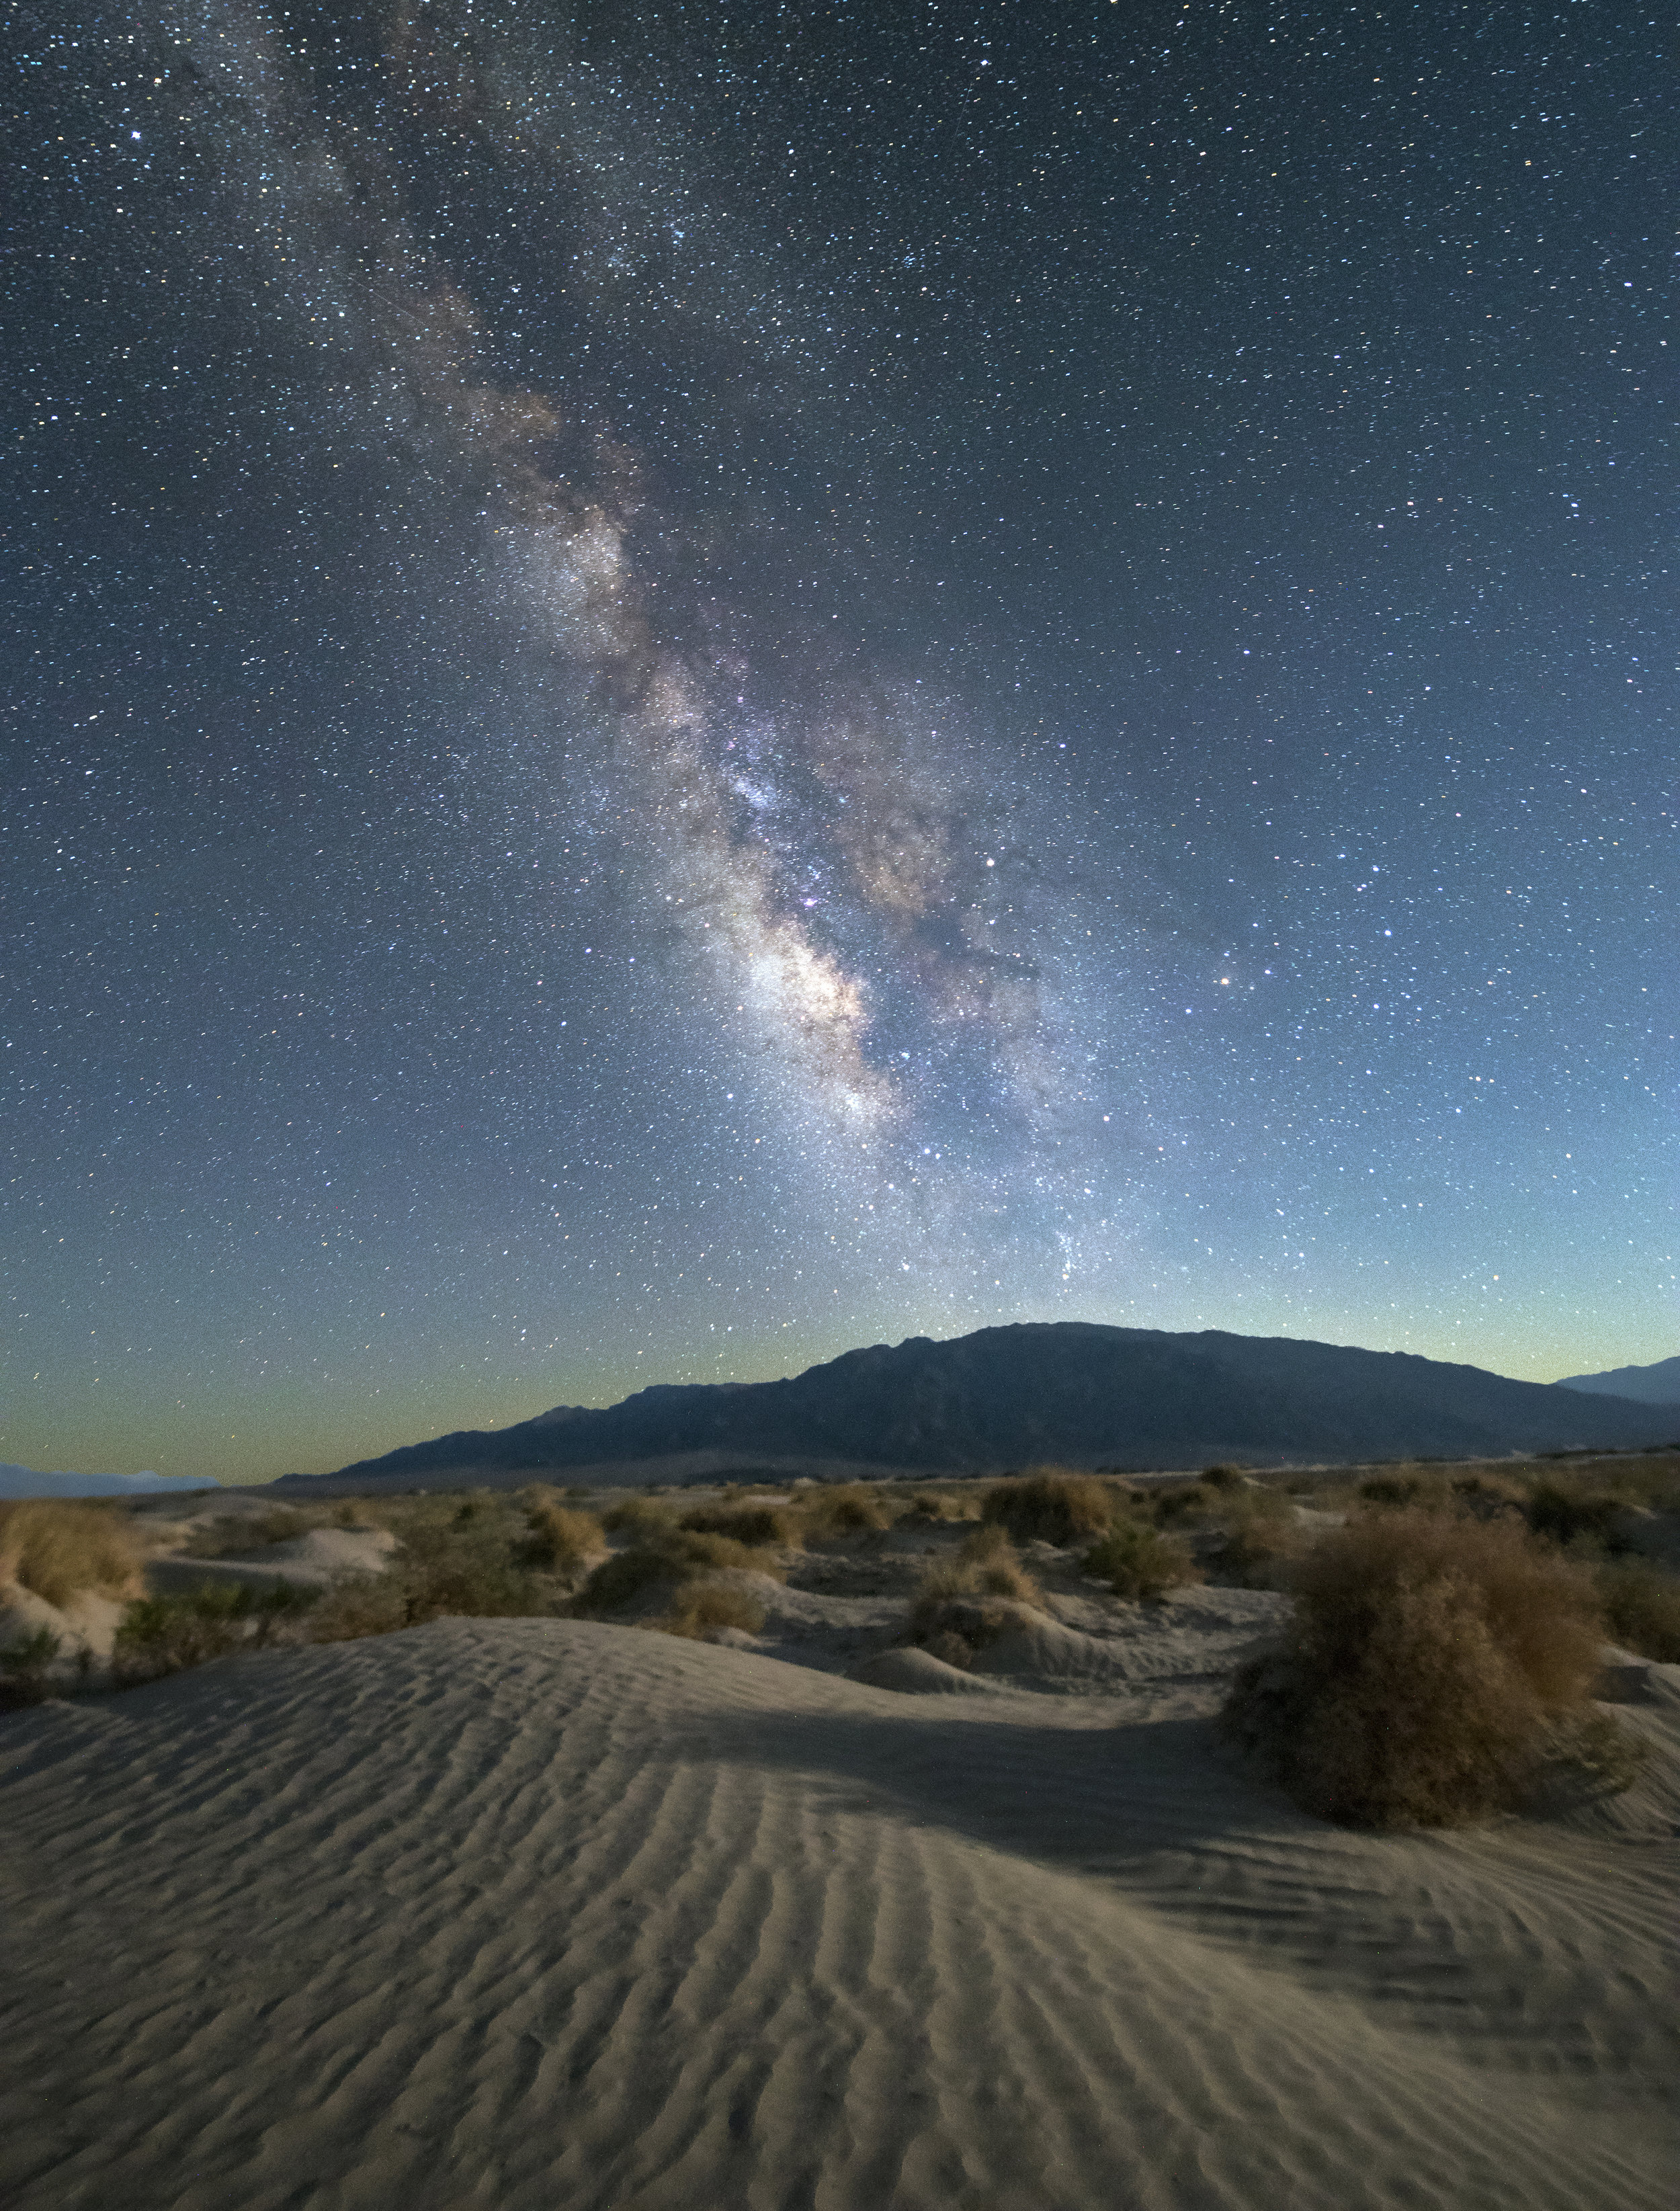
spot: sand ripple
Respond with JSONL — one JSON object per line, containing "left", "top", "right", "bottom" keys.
{"left": 3, "top": 1621, "right": 1675, "bottom": 2210}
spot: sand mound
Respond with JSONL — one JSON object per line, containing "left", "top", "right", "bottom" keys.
{"left": 3, "top": 1619, "right": 1674, "bottom": 2210}
{"left": 850, "top": 1644, "right": 1009, "bottom": 1695}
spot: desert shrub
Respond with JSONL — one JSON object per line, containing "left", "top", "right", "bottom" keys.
{"left": 1152, "top": 1483, "right": 1212, "bottom": 1524}
{"left": 521, "top": 1499, "right": 602, "bottom": 1575}
{"left": 577, "top": 1528, "right": 780, "bottom": 1614}
{"left": 982, "top": 1470, "right": 1115, "bottom": 1547}
{"left": 1595, "top": 1559, "right": 1680, "bottom": 1663}
{"left": 1449, "top": 1471, "right": 1528, "bottom": 1511}
{"left": 1202, "top": 1464, "right": 1244, "bottom": 1489}
{"left": 564, "top": 1484, "right": 593, "bottom": 1499}
{"left": 897, "top": 1491, "right": 959, "bottom": 1524}
{"left": 1084, "top": 1517, "right": 1198, "bottom": 1600}
{"left": 182, "top": 1507, "right": 309, "bottom": 1559}
{"left": 1211, "top": 1506, "right": 1299, "bottom": 1587}
{"left": 0, "top": 1626, "right": 62, "bottom": 1710}
{"left": 681, "top": 1503, "right": 796, "bottom": 1547}
{"left": 1525, "top": 1480, "right": 1632, "bottom": 1552}
{"left": 0, "top": 1500, "right": 143, "bottom": 1608}
{"left": 1358, "top": 1468, "right": 1453, "bottom": 1510}
{"left": 601, "top": 1496, "right": 677, "bottom": 1536}
{"left": 114, "top": 1581, "right": 317, "bottom": 1683}
{"left": 800, "top": 1485, "right": 893, "bottom": 1536}
{"left": 1222, "top": 1509, "right": 1618, "bottom": 1828}
{"left": 649, "top": 1583, "right": 767, "bottom": 1641}
{"left": 909, "top": 1530, "right": 1042, "bottom": 1647}
{"left": 302, "top": 1575, "right": 413, "bottom": 1644}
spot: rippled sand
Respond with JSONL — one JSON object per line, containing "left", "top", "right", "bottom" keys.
{"left": 3, "top": 1620, "right": 1676, "bottom": 2210}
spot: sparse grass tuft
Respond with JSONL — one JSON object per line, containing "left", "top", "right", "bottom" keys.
{"left": 981, "top": 1469, "right": 1116, "bottom": 1547}
{"left": 1595, "top": 1558, "right": 1680, "bottom": 1663}
{"left": 0, "top": 1500, "right": 143, "bottom": 1609}
{"left": 1222, "top": 1508, "right": 1622, "bottom": 1828}
{"left": 648, "top": 1583, "right": 767, "bottom": 1641}
{"left": 1084, "top": 1516, "right": 1198, "bottom": 1599}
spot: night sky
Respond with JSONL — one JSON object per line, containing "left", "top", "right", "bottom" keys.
{"left": 5, "top": 1, "right": 1674, "bottom": 1483}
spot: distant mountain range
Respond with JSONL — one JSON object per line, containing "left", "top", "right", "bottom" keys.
{"left": 1554, "top": 1353, "right": 1680, "bottom": 1407}
{"left": 273, "top": 1324, "right": 1680, "bottom": 1493}
{"left": 0, "top": 1465, "right": 220, "bottom": 1501}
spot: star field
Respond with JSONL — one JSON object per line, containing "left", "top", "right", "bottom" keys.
{"left": 3, "top": 1, "right": 1674, "bottom": 1480}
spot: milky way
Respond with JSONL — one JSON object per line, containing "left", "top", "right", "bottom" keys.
{"left": 5, "top": 3, "right": 1673, "bottom": 1478}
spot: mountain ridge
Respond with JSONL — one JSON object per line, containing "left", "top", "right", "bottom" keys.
{"left": 272, "top": 1323, "right": 1679, "bottom": 1491}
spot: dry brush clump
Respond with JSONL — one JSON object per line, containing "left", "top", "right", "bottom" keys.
{"left": 798, "top": 1484, "right": 894, "bottom": 1538}
{"left": 981, "top": 1469, "right": 1117, "bottom": 1548}
{"left": 647, "top": 1583, "right": 767, "bottom": 1642}
{"left": 0, "top": 1500, "right": 144, "bottom": 1610}
{"left": 1222, "top": 1508, "right": 1635, "bottom": 1828}
{"left": 576, "top": 1526, "right": 783, "bottom": 1616}
{"left": 1595, "top": 1558, "right": 1680, "bottom": 1663}
{"left": 907, "top": 1527, "right": 1043, "bottom": 1665}
{"left": 114, "top": 1581, "right": 318, "bottom": 1683}
{"left": 681, "top": 1501, "right": 798, "bottom": 1548}
{"left": 519, "top": 1495, "right": 603, "bottom": 1576}
{"left": 1083, "top": 1516, "right": 1200, "bottom": 1600}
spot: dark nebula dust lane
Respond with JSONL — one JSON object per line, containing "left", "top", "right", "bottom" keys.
{"left": 3, "top": 3, "right": 1673, "bottom": 1478}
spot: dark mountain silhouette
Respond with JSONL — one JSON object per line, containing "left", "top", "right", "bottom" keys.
{"left": 274, "top": 1324, "right": 1680, "bottom": 1491}
{"left": 1554, "top": 1353, "right": 1680, "bottom": 1407}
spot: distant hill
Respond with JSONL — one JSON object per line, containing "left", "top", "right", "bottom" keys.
{"left": 1554, "top": 1353, "right": 1680, "bottom": 1407}
{"left": 273, "top": 1324, "right": 1680, "bottom": 1493}
{"left": 0, "top": 1464, "right": 220, "bottom": 1501}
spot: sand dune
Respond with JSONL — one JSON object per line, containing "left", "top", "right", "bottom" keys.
{"left": 3, "top": 1620, "right": 1675, "bottom": 2210}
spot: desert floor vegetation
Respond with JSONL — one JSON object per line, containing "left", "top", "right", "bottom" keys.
{"left": 647, "top": 1583, "right": 767, "bottom": 1641}
{"left": 1222, "top": 1506, "right": 1640, "bottom": 1828}
{"left": 114, "top": 1581, "right": 317, "bottom": 1684}
{"left": 680, "top": 1501, "right": 798, "bottom": 1548}
{"left": 907, "top": 1526, "right": 1044, "bottom": 1665}
{"left": 0, "top": 1499, "right": 143, "bottom": 1609}
{"left": 576, "top": 1524, "right": 784, "bottom": 1616}
{"left": 1594, "top": 1558, "right": 1680, "bottom": 1663}
{"left": 1083, "top": 1516, "right": 1200, "bottom": 1600}
{"left": 519, "top": 1495, "right": 603, "bottom": 1577}
{"left": 980, "top": 1469, "right": 1118, "bottom": 1547}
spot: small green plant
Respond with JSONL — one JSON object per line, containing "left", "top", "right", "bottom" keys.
{"left": 114, "top": 1581, "right": 317, "bottom": 1683}
{"left": 1084, "top": 1516, "right": 1198, "bottom": 1600}
{"left": 0, "top": 1626, "right": 62, "bottom": 1709}
{"left": 981, "top": 1470, "right": 1116, "bottom": 1547}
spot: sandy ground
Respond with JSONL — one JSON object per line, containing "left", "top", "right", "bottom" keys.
{"left": 3, "top": 1612, "right": 1676, "bottom": 2211}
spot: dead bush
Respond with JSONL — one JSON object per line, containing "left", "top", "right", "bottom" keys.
{"left": 982, "top": 1469, "right": 1115, "bottom": 1547}
{"left": 1358, "top": 1468, "right": 1454, "bottom": 1511}
{"left": 521, "top": 1499, "right": 602, "bottom": 1575}
{"left": 681, "top": 1503, "right": 797, "bottom": 1547}
{"left": 1595, "top": 1559, "right": 1680, "bottom": 1663}
{"left": 1222, "top": 1509, "right": 1620, "bottom": 1827}
{"left": 0, "top": 1500, "right": 143, "bottom": 1609}
{"left": 1084, "top": 1516, "right": 1198, "bottom": 1600}
{"left": 648, "top": 1583, "right": 767, "bottom": 1641}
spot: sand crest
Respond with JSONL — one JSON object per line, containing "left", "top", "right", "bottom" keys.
{"left": 3, "top": 1619, "right": 1675, "bottom": 2211}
